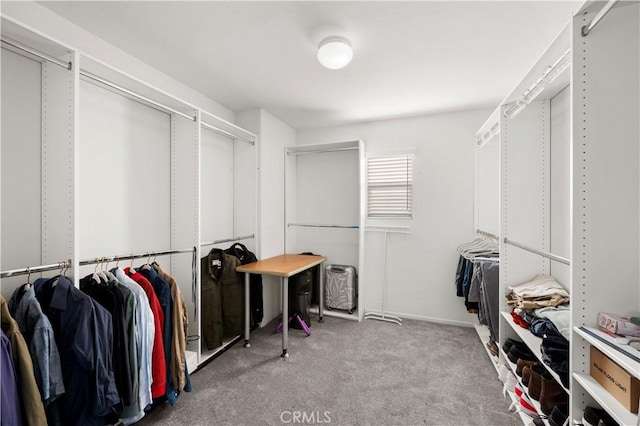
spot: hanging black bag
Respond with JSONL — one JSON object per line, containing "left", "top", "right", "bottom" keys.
{"left": 224, "top": 243, "right": 264, "bottom": 325}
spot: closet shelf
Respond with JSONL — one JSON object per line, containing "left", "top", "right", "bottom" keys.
{"left": 200, "top": 335, "right": 242, "bottom": 364}
{"left": 573, "top": 373, "right": 638, "bottom": 426}
{"left": 574, "top": 326, "right": 640, "bottom": 379}
{"left": 500, "top": 348, "right": 551, "bottom": 426}
{"left": 474, "top": 323, "right": 500, "bottom": 375}
{"left": 501, "top": 311, "right": 569, "bottom": 394}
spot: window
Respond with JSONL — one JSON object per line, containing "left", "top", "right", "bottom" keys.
{"left": 367, "top": 154, "right": 413, "bottom": 218}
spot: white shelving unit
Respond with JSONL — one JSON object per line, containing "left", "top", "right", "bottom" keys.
{"left": 475, "top": 2, "right": 640, "bottom": 424}
{"left": 284, "top": 140, "right": 366, "bottom": 321}
{"left": 0, "top": 15, "right": 259, "bottom": 375}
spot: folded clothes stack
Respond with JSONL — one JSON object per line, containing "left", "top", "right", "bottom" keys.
{"left": 506, "top": 275, "right": 570, "bottom": 388}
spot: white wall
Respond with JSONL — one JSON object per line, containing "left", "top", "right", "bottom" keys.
{"left": 297, "top": 108, "right": 492, "bottom": 326}
{"left": 237, "top": 108, "right": 297, "bottom": 326}
{"left": 1, "top": 1, "right": 234, "bottom": 121}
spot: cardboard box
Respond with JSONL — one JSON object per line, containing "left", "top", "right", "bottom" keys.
{"left": 590, "top": 346, "right": 640, "bottom": 414}
{"left": 598, "top": 312, "right": 640, "bottom": 338}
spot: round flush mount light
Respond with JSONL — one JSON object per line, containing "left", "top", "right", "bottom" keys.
{"left": 317, "top": 36, "right": 353, "bottom": 70}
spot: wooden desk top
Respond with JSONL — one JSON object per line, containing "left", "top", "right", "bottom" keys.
{"left": 236, "top": 254, "right": 327, "bottom": 278}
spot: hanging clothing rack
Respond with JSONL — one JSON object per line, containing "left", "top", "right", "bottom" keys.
{"left": 79, "top": 247, "right": 196, "bottom": 266}
{"left": 200, "top": 234, "right": 255, "bottom": 248}
{"left": 0, "top": 260, "right": 71, "bottom": 279}
{"left": 582, "top": 0, "right": 619, "bottom": 36}
{"left": 363, "top": 226, "right": 410, "bottom": 326}
{"left": 503, "top": 237, "right": 570, "bottom": 266}
{"left": 0, "top": 37, "right": 72, "bottom": 70}
{"left": 287, "top": 223, "right": 359, "bottom": 229}
{"left": 286, "top": 146, "right": 359, "bottom": 156}
{"left": 201, "top": 121, "right": 255, "bottom": 145}
{"left": 79, "top": 70, "right": 196, "bottom": 122}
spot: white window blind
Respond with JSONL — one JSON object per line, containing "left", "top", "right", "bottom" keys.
{"left": 367, "top": 155, "right": 413, "bottom": 218}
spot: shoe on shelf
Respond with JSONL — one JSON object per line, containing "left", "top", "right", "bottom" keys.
{"left": 502, "top": 337, "right": 528, "bottom": 355}
{"left": 487, "top": 339, "right": 499, "bottom": 357}
{"left": 528, "top": 364, "right": 552, "bottom": 401}
{"left": 498, "top": 364, "right": 510, "bottom": 383}
{"left": 518, "top": 394, "right": 539, "bottom": 418}
{"left": 508, "top": 345, "right": 537, "bottom": 364}
{"left": 583, "top": 406, "right": 619, "bottom": 426}
{"left": 516, "top": 358, "right": 538, "bottom": 377}
{"left": 539, "top": 374, "right": 568, "bottom": 416}
{"left": 548, "top": 405, "right": 569, "bottom": 426}
{"left": 504, "top": 371, "right": 517, "bottom": 398}
{"left": 522, "top": 365, "right": 533, "bottom": 387}
{"left": 515, "top": 383, "right": 525, "bottom": 398}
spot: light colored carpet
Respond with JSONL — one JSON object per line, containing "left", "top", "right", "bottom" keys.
{"left": 138, "top": 317, "right": 521, "bottom": 426}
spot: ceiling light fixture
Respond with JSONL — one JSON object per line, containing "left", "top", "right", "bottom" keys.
{"left": 317, "top": 36, "right": 353, "bottom": 70}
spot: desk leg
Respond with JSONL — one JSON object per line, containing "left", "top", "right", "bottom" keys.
{"left": 243, "top": 272, "right": 251, "bottom": 348}
{"left": 281, "top": 276, "right": 289, "bottom": 358}
{"left": 318, "top": 263, "right": 324, "bottom": 323}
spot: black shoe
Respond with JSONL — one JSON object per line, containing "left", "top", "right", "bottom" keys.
{"left": 502, "top": 338, "right": 528, "bottom": 355}
{"left": 583, "top": 406, "right": 618, "bottom": 426}
{"left": 548, "top": 405, "right": 568, "bottom": 426}
{"left": 508, "top": 345, "right": 536, "bottom": 364}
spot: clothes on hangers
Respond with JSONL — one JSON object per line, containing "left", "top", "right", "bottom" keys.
{"left": 135, "top": 264, "right": 178, "bottom": 405}
{"left": 152, "top": 262, "right": 192, "bottom": 395}
{"left": 7, "top": 283, "right": 65, "bottom": 408}
{"left": 0, "top": 295, "right": 47, "bottom": 426}
{"left": 0, "top": 328, "right": 23, "bottom": 426}
{"left": 33, "top": 276, "right": 120, "bottom": 426}
{"left": 124, "top": 267, "right": 167, "bottom": 400}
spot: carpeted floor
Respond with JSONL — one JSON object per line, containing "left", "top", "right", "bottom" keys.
{"left": 138, "top": 317, "right": 521, "bottom": 426}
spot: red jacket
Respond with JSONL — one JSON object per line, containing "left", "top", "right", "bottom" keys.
{"left": 125, "top": 267, "right": 166, "bottom": 399}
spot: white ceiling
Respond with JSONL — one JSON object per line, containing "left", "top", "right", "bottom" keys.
{"left": 41, "top": 1, "right": 580, "bottom": 129}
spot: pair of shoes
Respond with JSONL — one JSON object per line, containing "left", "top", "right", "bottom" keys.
{"left": 547, "top": 405, "right": 569, "bottom": 426}
{"left": 538, "top": 371, "right": 568, "bottom": 416}
{"left": 528, "top": 364, "right": 552, "bottom": 401}
{"left": 583, "top": 406, "right": 619, "bottom": 426}
{"left": 487, "top": 339, "right": 499, "bottom": 357}
{"left": 507, "top": 342, "right": 537, "bottom": 364}
{"left": 498, "top": 364, "right": 510, "bottom": 382}
{"left": 516, "top": 358, "right": 538, "bottom": 377}
{"left": 503, "top": 371, "right": 517, "bottom": 398}
{"left": 522, "top": 365, "right": 534, "bottom": 386}
{"left": 503, "top": 338, "right": 527, "bottom": 355}
{"left": 518, "top": 393, "right": 539, "bottom": 418}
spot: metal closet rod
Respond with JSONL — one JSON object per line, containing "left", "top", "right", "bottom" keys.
{"left": 201, "top": 122, "right": 255, "bottom": 145}
{"left": 288, "top": 223, "right": 359, "bottom": 229}
{"left": 287, "top": 147, "right": 358, "bottom": 155}
{"left": 200, "top": 234, "right": 255, "bottom": 248}
{"left": 0, "top": 37, "right": 72, "bottom": 70}
{"left": 503, "top": 237, "right": 570, "bottom": 265}
{"left": 78, "top": 247, "right": 195, "bottom": 266}
{"left": 0, "top": 261, "right": 71, "bottom": 279}
{"left": 582, "top": 0, "right": 619, "bottom": 36}
{"left": 365, "top": 226, "right": 410, "bottom": 234}
{"left": 79, "top": 70, "right": 196, "bottom": 122}
{"left": 477, "top": 229, "right": 499, "bottom": 241}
